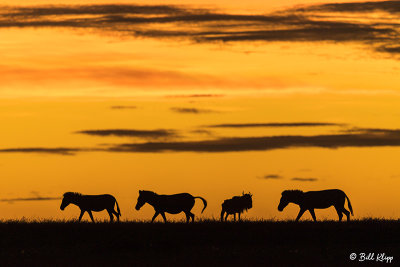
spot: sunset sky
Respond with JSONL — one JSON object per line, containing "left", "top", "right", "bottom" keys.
{"left": 1, "top": 0, "right": 400, "bottom": 221}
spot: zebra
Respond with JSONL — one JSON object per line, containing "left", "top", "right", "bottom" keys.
{"left": 135, "top": 190, "right": 207, "bottom": 223}
{"left": 278, "top": 189, "right": 353, "bottom": 221}
{"left": 60, "top": 192, "right": 121, "bottom": 222}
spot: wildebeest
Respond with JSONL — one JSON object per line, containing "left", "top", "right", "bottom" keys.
{"left": 221, "top": 192, "right": 253, "bottom": 221}
{"left": 135, "top": 190, "right": 207, "bottom": 223}
{"left": 60, "top": 192, "right": 121, "bottom": 222}
{"left": 277, "top": 189, "right": 353, "bottom": 221}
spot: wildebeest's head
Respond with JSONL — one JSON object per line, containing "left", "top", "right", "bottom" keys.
{"left": 278, "top": 190, "right": 303, "bottom": 211}
{"left": 242, "top": 192, "right": 253, "bottom": 210}
{"left": 60, "top": 192, "right": 80, "bottom": 210}
{"left": 135, "top": 190, "right": 153, "bottom": 210}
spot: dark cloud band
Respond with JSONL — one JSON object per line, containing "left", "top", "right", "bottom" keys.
{"left": 208, "top": 122, "right": 342, "bottom": 128}
{"left": 0, "top": 2, "right": 399, "bottom": 56}
{"left": 76, "top": 129, "right": 177, "bottom": 139}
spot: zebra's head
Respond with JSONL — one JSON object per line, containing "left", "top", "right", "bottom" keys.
{"left": 60, "top": 192, "right": 80, "bottom": 210}
{"left": 135, "top": 190, "right": 148, "bottom": 210}
{"left": 278, "top": 190, "right": 303, "bottom": 211}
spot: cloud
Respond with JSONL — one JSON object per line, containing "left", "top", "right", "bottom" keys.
{"left": 165, "top": 94, "right": 224, "bottom": 98}
{"left": 260, "top": 174, "right": 283, "bottom": 179}
{"left": 377, "top": 45, "right": 400, "bottom": 54}
{"left": 298, "top": 1, "right": 400, "bottom": 13}
{"left": 76, "top": 129, "right": 178, "bottom": 139}
{"left": 110, "top": 105, "right": 137, "bottom": 109}
{"left": 106, "top": 131, "right": 400, "bottom": 153}
{"left": 208, "top": 122, "right": 342, "bottom": 128}
{"left": 0, "top": 65, "right": 296, "bottom": 93}
{"left": 4, "top": 126, "right": 400, "bottom": 155}
{"left": 0, "top": 147, "right": 81, "bottom": 155}
{"left": 291, "top": 177, "right": 318, "bottom": 182}
{"left": 191, "top": 129, "right": 214, "bottom": 136}
{"left": 343, "top": 127, "right": 400, "bottom": 135}
{"left": 0, "top": 191, "right": 61, "bottom": 203}
{"left": 0, "top": 196, "right": 61, "bottom": 203}
{"left": 170, "top": 107, "right": 217, "bottom": 114}
{"left": 0, "top": 2, "right": 399, "bottom": 56}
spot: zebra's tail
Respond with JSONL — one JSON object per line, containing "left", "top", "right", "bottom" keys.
{"left": 344, "top": 193, "right": 353, "bottom": 216}
{"left": 115, "top": 199, "right": 121, "bottom": 216}
{"left": 194, "top": 196, "right": 207, "bottom": 213}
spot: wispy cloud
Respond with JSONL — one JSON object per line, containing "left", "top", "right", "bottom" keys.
{"left": 208, "top": 122, "right": 342, "bottom": 128}
{"left": 170, "top": 107, "right": 217, "bottom": 114}
{"left": 166, "top": 94, "right": 224, "bottom": 98}
{"left": 76, "top": 129, "right": 178, "bottom": 139}
{"left": 0, "top": 196, "right": 61, "bottom": 203}
{"left": 0, "top": 147, "right": 81, "bottom": 155}
{"left": 291, "top": 177, "right": 318, "bottom": 182}
{"left": 110, "top": 105, "right": 137, "bottom": 109}
{"left": 0, "top": 192, "right": 61, "bottom": 203}
{"left": 260, "top": 174, "right": 283, "bottom": 179}
{"left": 296, "top": 1, "right": 400, "bottom": 13}
{"left": 343, "top": 127, "right": 400, "bottom": 135}
{"left": 106, "top": 131, "right": 400, "bottom": 153}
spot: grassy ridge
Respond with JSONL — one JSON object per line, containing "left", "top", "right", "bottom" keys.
{"left": 0, "top": 219, "right": 398, "bottom": 266}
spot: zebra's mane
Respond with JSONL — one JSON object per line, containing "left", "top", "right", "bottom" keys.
{"left": 282, "top": 190, "right": 303, "bottom": 197}
{"left": 63, "top": 192, "right": 82, "bottom": 198}
{"left": 140, "top": 190, "right": 158, "bottom": 196}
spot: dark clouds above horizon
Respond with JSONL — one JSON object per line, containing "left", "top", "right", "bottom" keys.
{"left": 107, "top": 132, "right": 400, "bottom": 153}
{"left": 4, "top": 124, "right": 400, "bottom": 155}
{"left": 1, "top": 1, "right": 400, "bottom": 56}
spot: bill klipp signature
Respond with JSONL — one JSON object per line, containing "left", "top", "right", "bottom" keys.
{"left": 350, "top": 252, "right": 394, "bottom": 263}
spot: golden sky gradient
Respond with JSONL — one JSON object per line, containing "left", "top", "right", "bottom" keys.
{"left": 0, "top": 0, "right": 400, "bottom": 221}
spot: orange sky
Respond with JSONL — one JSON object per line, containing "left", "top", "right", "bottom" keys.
{"left": 0, "top": 0, "right": 400, "bottom": 221}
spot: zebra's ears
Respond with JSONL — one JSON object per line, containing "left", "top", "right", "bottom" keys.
{"left": 139, "top": 190, "right": 142, "bottom": 193}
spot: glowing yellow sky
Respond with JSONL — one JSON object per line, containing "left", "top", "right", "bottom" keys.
{"left": 0, "top": 0, "right": 400, "bottom": 221}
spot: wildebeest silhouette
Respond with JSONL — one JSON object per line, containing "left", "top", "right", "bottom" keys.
{"left": 278, "top": 189, "right": 353, "bottom": 221}
{"left": 60, "top": 192, "right": 121, "bottom": 222}
{"left": 221, "top": 192, "right": 253, "bottom": 221}
{"left": 135, "top": 190, "right": 207, "bottom": 223}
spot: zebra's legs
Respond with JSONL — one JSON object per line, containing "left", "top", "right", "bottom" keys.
{"left": 112, "top": 210, "right": 120, "bottom": 222}
{"left": 151, "top": 211, "right": 159, "bottom": 222}
{"left": 220, "top": 210, "right": 225, "bottom": 222}
{"left": 225, "top": 213, "right": 229, "bottom": 221}
{"left": 342, "top": 207, "right": 351, "bottom": 221}
{"left": 160, "top": 212, "right": 167, "bottom": 223}
{"left": 87, "top": 210, "right": 95, "bottom": 223}
{"left": 295, "top": 208, "right": 306, "bottom": 222}
{"left": 334, "top": 206, "right": 343, "bottom": 221}
{"left": 184, "top": 212, "right": 191, "bottom": 223}
{"left": 309, "top": 209, "right": 317, "bottom": 222}
{"left": 238, "top": 213, "right": 241, "bottom": 221}
{"left": 233, "top": 213, "right": 236, "bottom": 221}
{"left": 78, "top": 210, "right": 85, "bottom": 222}
{"left": 107, "top": 210, "right": 114, "bottom": 222}
{"left": 190, "top": 212, "right": 195, "bottom": 222}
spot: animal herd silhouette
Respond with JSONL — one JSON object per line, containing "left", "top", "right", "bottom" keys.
{"left": 60, "top": 189, "right": 353, "bottom": 222}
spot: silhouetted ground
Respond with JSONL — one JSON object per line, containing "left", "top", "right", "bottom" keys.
{"left": 0, "top": 219, "right": 397, "bottom": 266}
